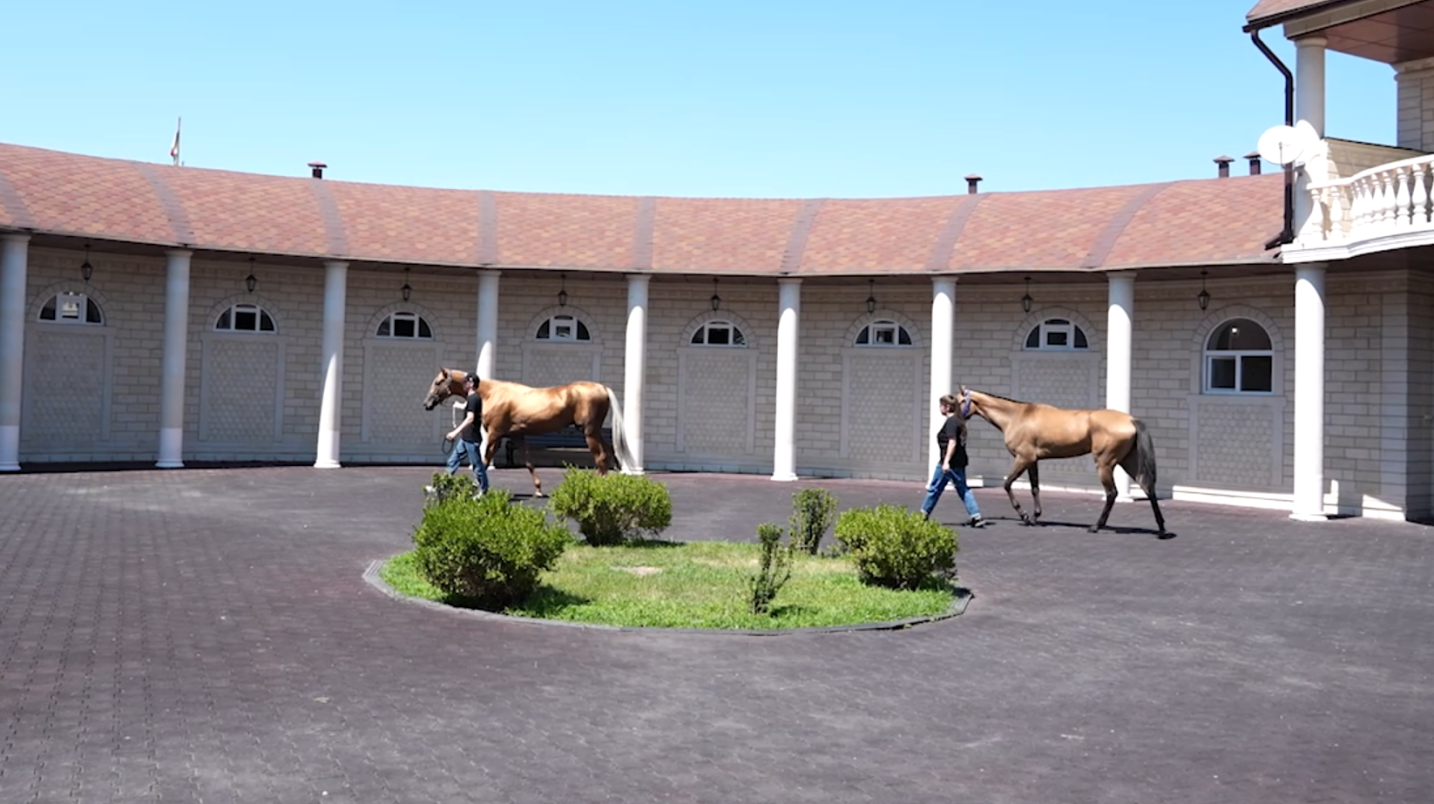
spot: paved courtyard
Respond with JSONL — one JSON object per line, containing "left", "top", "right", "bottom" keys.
{"left": 1, "top": 464, "right": 1431, "bottom": 803}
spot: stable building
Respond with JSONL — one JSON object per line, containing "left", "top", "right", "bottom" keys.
{"left": 2, "top": 1, "right": 1433, "bottom": 521}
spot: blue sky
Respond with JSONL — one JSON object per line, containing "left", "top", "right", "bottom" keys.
{"left": 1, "top": 0, "right": 1394, "bottom": 198}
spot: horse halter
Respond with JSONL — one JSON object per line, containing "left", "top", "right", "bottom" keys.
{"left": 960, "top": 395, "right": 973, "bottom": 419}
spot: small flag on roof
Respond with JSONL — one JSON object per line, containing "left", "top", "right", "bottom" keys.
{"left": 169, "top": 117, "right": 181, "bottom": 166}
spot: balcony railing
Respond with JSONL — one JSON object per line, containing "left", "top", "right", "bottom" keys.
{"left": 1297, "top": 152, "right": 1434, "bottom": 259}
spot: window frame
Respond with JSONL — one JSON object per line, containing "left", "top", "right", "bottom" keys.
{"left": 690, "top": 319, "right": 747, "bottom": 347}
{"left": 536, "top": 313, "right": 591, "bottom": 343}
{"left": 214, "top": 302, "right": 277, "bottom": 334}
{"left": 854, "top": 319, "right": 913, "bottom": 348}
{"left": 38, "top": 292, "right": 104, "bottom": 325}
{"left": 1024, "top": 318, "right": 1089, "bottom": 351}
{"left": 375, "top": 311, "right": 434, "bottom": 339}
{"left": 1202, "top": 318, "right": 1275, "bottom": 395}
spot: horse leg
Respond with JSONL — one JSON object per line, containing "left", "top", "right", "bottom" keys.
{"left": 1003, "top": 457, "right": 1038, "bottom": 526}
{"left": 1027, "top": 461, "right": 1043, "bottom": 524}
{"left": 1091, "top": 458, "right": 1119, "bottom": 533}
{"left": 521, "top": 439, "right": 546, "bottom": 497}
{"left": 1118, "top": 446, "right": 1168, "bottom": 537}
{"left": 584, "top": 430, "right": 612, "bottom": 475}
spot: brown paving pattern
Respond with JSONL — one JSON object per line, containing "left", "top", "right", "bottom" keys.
{"left": 1, "top": 465, "right": 1432, "bottom": 803}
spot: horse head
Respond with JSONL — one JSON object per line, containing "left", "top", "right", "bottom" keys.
{"left": 422, "top": 368, "right": 466, "bottom": 410}
{"left": 957, "top": 385, "right": 977, "bottom": 419}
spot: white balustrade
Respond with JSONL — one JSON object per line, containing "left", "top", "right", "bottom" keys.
{"left": 1305, "top": 153, "right": 1434, "bottom": 252}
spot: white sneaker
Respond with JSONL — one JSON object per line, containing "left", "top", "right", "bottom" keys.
{"left": 424, "top": 485, "right": 437, "bottom": 495}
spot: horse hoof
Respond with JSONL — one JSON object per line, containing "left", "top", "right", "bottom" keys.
{"left": 1087, "top": 525, "right": 1101, "bottom": 534}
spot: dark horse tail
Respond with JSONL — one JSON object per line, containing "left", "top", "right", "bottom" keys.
{"left": 1132, "top": 418, "right": 1158, "bottom": 490}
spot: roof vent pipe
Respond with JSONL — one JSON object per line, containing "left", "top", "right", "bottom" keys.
{"left": 1245, "top": 151, "right": 1262, "bottom": 175}
{"left": 1214, "top": 156, "right": 1234, "bottom": 179}
{"left": 965, "top": 174, "right": 982, "bottom": 194}
{"left": 308, "top": 162, "right": 327, "bottom": 179}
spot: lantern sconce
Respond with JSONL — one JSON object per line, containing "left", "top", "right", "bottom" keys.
{"left": 557, "top": 273, "right": 568, "bottom": 307}
{"left": 1020, "top": 276, "right": 1033, "bottom": 314}
{"left": 401, "top": 267, "right": 412, "bottom": 302}
{"left": 865, "top": 279, "right": 877, "bottom": 314}
{"left": 80, "top": 244, "right": 94, "bottom": 284}
{"left": 710, "top": 277, "right": 721, "bottom": 312}
{"left": 245, "top": 257, "right": 258, "bottom": 294}
{"left": 1197, "top": 270, "right": 1210, "bottom": 311}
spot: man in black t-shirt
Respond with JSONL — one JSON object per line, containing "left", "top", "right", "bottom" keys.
{"left": 444, "top": 373, "right": 490, "bottom": 495}
{"left": 920, "top": 393, "right": 988, "bottom": 527}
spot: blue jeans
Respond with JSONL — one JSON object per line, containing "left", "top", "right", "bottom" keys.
{"left": 921, "top": 463, "right": 980, "bottom": 520}
{"left": 446, "top": 439, "right": 490, "bottom": 493}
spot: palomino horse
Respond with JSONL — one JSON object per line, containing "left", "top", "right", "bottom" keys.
{"left": 422, "top": 368, "right": 636, "bottom": 497}
{"left": 956, "top": 386, "right": 1168, "bottom": 537}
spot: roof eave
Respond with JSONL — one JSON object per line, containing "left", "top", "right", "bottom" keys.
{"left": 1242, "top": 0, "right": 1362, "bottom": 33}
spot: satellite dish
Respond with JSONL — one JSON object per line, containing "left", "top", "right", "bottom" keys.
{"left": 1257, "top": 121, "right": 1321, "bottom": 167}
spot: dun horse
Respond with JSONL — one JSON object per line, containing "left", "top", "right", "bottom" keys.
{"left": 957, "top": 386, "right": 1168, "bottom": 537}
{"left": 423, "top": 368, "right": 635, "bottom": 497}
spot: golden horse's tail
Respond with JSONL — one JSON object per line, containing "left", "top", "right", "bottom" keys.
{"left": 605, "top": 386, "right": 639, "bottom": 472}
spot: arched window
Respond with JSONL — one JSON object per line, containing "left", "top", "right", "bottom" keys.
{"left": 536, "top": 313, "right": 591, "bottom": 342}
{"left": 855, "top": 320, "right": 912, "bottom": 347}
{"left": 39, "top": 292, "right": 104, "bottom": 324}
{"left": 1204, "top": 318, "right": 1273, "bottom": 393}
{"left": 691, "top": 320, "right": 746, "bottom": 346}
{"left": 214, "top": 303, "right": 276, "bottom": 333}
{"left": 1025, "top": 318, "right": 1088, "bottom": 350}
{"left": 376, "top": 311, "right": 433, "bottom": 339}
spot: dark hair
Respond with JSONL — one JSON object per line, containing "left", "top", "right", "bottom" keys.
{"left": 464, "top": 374, "right": 479, "bottom": 386}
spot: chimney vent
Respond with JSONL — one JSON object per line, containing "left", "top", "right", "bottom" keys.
{"left": 1244, "top": 151, "right": 1262, "bottom": 175}
{"left": 308, "top": 161, "right": 327, "bottom": 179}
{"left": 1213, "top": 156, "right": 1234, "bottom": 179}
{"left": 964, "top": 174, "right": 982, "bottom": 194}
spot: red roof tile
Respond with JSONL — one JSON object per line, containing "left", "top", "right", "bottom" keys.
{"left": 0, "top": 142, "right": 1283, "bottom": 275}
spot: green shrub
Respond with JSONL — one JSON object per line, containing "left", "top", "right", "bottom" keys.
{"left": 833, "top": 504, "right": 956, "bottom": 590}
{"left": 546, "top": 467, "right": 673, "bottom": 546}
{"left": 412, "top": 487, "right": 571, "bottom": 608}
{"left": 789, "top": 488, "right": 838, "bottom": 555}
{"left": 423, "top": 471, "right": 477, "bottom": 506}
{"left": 748, "top": 522, "right": 793, "bottom": 615}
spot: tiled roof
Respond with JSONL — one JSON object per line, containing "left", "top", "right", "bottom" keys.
{"left": 1246, "top": 0, "right": 1347, "bottom": 26}
{"left": 0, "top": 143, "right": 1283, "bottom": 275}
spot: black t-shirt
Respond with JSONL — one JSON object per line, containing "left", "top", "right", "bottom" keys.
{"left": 459, "top": 392, "right": 483, "bottom": 443}
{"left": 935, "top": 415, "right": 968, "bottom": 469}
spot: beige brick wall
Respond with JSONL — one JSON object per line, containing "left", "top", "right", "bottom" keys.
{"left": 16, "top": 242, "right": 1434, "bottom": 518}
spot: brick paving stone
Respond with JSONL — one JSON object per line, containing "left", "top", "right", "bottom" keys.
{"left": 1, "top": 465, "right": 1432, "bottom": 803}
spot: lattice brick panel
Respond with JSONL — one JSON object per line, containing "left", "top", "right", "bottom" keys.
{"left": 366, "top": 344, "right": 441, "bottom": 444}
{"left": 1196, "top": 402, "right": 1275, "bottom": 488}
{"left": 845, "top": 354, "right": 919, "bottom": 463}
{"left": 202, "top": 340, "right": 279, "bottom": 442}
{"left": 524, "top": 349, "right": 597, "bottom": 389}
{"left": 680, "top": 351, "right": 753, "bottom": 453}
{"left": 26, "top": 330, "right": 105, "bottom": 442}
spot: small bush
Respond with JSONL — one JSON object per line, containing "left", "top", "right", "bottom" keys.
{"left": 748, "top": 522, "right": 793, "bottom": 615}
{"left": 546, "top": 467, "right": 673, "bottom": 546}
{"left": 789, "top": 488, "right": 838, "bottom": 555}
{"left": 833, "top": 504, "right": 956, "bottom": 590}
{"left": 412, "top": 487, "right": 571, "bottom": 609}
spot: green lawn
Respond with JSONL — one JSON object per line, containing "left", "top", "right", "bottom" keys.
{"left": 380, "top": 541, "right": 957, "bottom": 630}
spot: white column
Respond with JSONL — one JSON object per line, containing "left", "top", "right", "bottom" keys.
{"left": 772, "top": 278, "right": 801, "bottom": 481}
{"left": 314, "top": 260, "right": 348, "bottom": 468}
{"left": 156, "top": 250, "right": 192, "bottom": 468}
{"left": 622, "top": 274, "right": 649, "bottom": 474}
{"left": 1106, "top": 271, "right": 1135, "bottom": 499}
{"left": 928, "top": 278, "right": 956, "bottom": 474}
{"left": 475, "top": 270, "right": 500, "bottom": 380}
{"left": 1295, "top": 35, "right": 1327, "bottom": 242}
{"left": 0, "top": 234, "right": 29, "bottom": 471}
{"left": 1292, "top": 264, "right": 1328, "bottom": 521}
